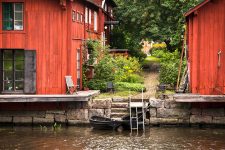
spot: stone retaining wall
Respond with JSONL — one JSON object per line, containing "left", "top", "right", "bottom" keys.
{"left": 0, "top": 98, "right": 112, "bottom": 126}
{"left": 1, "top": 97, "right": 225, "bottom": 126}
{"left": 149, "top": 97, "right": 225, "bottom": 126}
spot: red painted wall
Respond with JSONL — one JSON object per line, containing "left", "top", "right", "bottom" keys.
{"left": 0, "top": 0, "right": 113, "bottom": 94}
{"left": 186, "top": 0, "right": 225, "bottom": 95}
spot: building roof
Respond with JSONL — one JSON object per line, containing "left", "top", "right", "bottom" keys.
{"left": 184, "top": 0, "right": 211, "bottom": 17}
{"left": 85, "top": 0, "right": 101, "bottom": 9}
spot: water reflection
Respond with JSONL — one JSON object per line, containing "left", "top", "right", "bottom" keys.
{"left": 0, "top": 126, "right": 225, "bottom": 150}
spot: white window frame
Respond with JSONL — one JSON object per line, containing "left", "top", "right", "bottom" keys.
{"left": 14, "top": 3, "right": 23, "bottom": 30}
{"left": 85, "top": 7, "right": 88, "bottom": 23}
{"left": 89, "top": 9, "right": 92, "bottom": 24}
{"left": 94, "top": 11, "right": 97, "bottom": 31}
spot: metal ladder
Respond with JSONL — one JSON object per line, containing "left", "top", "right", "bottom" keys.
{"left": 129, "top": 89, "right": 146, "bottom": 132}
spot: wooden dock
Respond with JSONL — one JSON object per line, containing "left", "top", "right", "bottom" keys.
{"left": 174, "top": 94, "right": 225, "bottom": 102}
{"left": 0, "top": 90, "right": 100, "bottom": 103}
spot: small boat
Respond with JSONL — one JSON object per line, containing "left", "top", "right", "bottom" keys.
{"left": 90, "top": 116, "right": 122, "bottom": 130}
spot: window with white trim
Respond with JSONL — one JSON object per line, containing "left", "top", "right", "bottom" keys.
{"left": 89, "top": 9, "right": 92, "bottom": 24}
{"left": 2, "top": 3, "right": 23, "bottom": 30}
{"left": 85, "top": 7, "right": 88, "bottom": 23}
{"left": 94, "top": 11, "right": 97, "bottom": 31}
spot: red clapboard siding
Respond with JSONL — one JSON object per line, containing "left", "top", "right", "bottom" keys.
{"left": 186, "top": 0, "right": 225, "bottom": 95}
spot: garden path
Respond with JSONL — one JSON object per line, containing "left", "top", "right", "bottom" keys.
{"left": 132, "top": 71, "right": 159, "bottom": 99}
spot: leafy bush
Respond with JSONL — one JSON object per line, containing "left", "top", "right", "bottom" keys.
{"left": 87, "top": 79, "right": 107, "bottom": 92}
{"left": 159, "top": 49, "right": 185, "bottom": 86}
{"left": 114, "top": 56, "right": 141, "bottom": 82}
{"left": 150, "top": 43, "right": 167, "bottom": 51}
{"left": 151, "top": 49, "right": 165, "bottom": 58}
{"left": 115, "top": 82, "right": 146, "bottom": 92}
{"left": 121, "top": 74, "right": 144, "bottom": 83}
{"left": 94, "top": 55, "right": 115, "bottom": 81}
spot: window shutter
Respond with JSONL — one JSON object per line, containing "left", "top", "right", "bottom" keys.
{"left": 24, "top": 50, "right": 36, "bottom": 94}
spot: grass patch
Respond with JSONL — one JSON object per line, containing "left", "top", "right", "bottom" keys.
{"left": 96, "top": 91, "right": 139, "bottom": 99}
{"left": 143, "top": 56, "right": 160, "bottom": 65}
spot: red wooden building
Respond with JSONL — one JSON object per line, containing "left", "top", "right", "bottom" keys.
{"left": 185, "top": 0, "right": 225, "bottom": 95}
{"left": 0, "top": 0, "right": 116, "bottom": 95}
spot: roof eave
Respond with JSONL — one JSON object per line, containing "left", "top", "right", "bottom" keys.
{"left": 184, "top": 0, "right": 211, "bottom": 17}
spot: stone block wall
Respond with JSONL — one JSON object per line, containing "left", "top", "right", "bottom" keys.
{"left": 0, "top": 98, "right": 112, "bottom": 126}
{"left": 149, "top": 97, "right": 225, "bottom": 126}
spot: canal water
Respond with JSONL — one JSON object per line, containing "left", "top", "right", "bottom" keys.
{"left": 0, "top": 126, "right": 225, "bottom": 150}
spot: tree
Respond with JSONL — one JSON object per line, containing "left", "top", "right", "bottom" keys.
{"left": 112, "top": 0, "right": 203, "bottom": 52}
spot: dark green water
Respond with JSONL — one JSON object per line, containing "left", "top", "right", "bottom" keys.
{"left": 0, "top": 126, "right": 225, "bottom": 150}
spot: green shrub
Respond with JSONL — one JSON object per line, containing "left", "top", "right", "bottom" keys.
{"left": 87, "top": 79, "right": 107, "bottom": 92}
{"left": 115, "top": 82, "right": 146, "bottom": 92}
{"left": 121, "top": 74, "right": 144, "bottom": 83}
{"left": 151, "top": 49, "right": 165, "bottom": 58}
{"left": 159, "top": 49, "right": 185, "bottom": 86}
{"left": 94, "top": 55, "right": 115, "bottom": 81}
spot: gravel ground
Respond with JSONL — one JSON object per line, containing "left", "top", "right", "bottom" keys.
{"left": 132, "top": 71, "right": 159, "bottom": 99}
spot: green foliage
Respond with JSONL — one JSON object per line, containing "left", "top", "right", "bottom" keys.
{"left": 87, "top": 55, "right": 145, "bottom": 92}
{"left": 93, "top": 55, "right": 115, "bottom": 81}
{"left": 122, "top": 74, "right": 144, "bottom": 83}
{"left": 158, "top": 50, "right": 185, "bottom": 86}
{"left": 114, "top": 56, "right": 142, "bottom": 82}
{"left": 113, "top": 0, "right": 203, "bottom": 51}
{"left": 115, "top": 82, "right": 146, "bottom": 92}
{"left": 87, "top": 79, "right": 107, "bottom": 92}
{"left": 151, "top": 50, "right": 166, "bottom": 58}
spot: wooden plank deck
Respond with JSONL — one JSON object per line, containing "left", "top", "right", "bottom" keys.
{"left": 0, "top": 90, "right": 100, "bottom": 103}
{"left": 174, "top": 94, "right": 225, "bottom": 102}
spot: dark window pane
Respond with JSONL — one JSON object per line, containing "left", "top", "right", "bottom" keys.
{"left": 15, "top": 71, "right": 24, "bottom": 80}
{"left": 15, "top": 81, "right": 23, "bottom": 90}
{"left": 2, "top": 3, "right": 13, "bottom": 30}
{"left": 3, "top": 60, "right": 13, "bottom": 71}
{"left": 15, "top": 61, "right": 24, "bottom": 70}
{"left": 15, "top": 3, "right": 23, "bottom": 11}
{"left": 3, "top": 71, "right": 13, "bottom": 80}
{"left": 3, "top": 50, "right": 13, "bottom": 60}
{"left": 15, "top": 51, "right": 24, "bottom": 61}
{"left": 4, "top": 80, "right": 13, "bottom": 91}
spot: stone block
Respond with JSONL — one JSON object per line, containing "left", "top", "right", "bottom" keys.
{"left": 46, "top": 110, "right": 65, "bottom": 115}
{"left": 105, "top": 109, "right": 111, "bottom": 118}
{"left": 67, "top": 109, "right": 89, "bottom": 121}
{"left": 0, "top": 111, "right": 45, "bottom": 117}
{"left": 13, "top": 117, "right": 32, "bottom": 124}
{"left": 82, "top": 101, "right": 92, "bottom": 109}
{"left": 92, "top": 99, "right": 111, "bottom": 109}
{"left": 150, "top": 118, "right": 178, "bottom": 125}
{"left": 191, "top": 108, "right": 202, "bottom": 115}
{"left": 111, "top": 103, "right": 128, "bottom": 108}
{"left": 190, "top": 115, "right": 212, "bottom": 124}
{"left": 0, "top": 116, "right": 13, "bottom": 123}
{"left": 150, "top": 108, "right": 156, "bottom": 117}
{"left": 33, "top": 117, "right": 54, "bottom": 124}
{"left": 89, "top": 109, "right": 105, "bottom": 118}
{"left": 45, "top": 113, "right": 54, "bottom": 119}
{"left": 112, "top": 97, "right": 127, "bottom": 102}
{"left": 157, "top": 108, "right": 190, "bottom": 118}
{"left": 164, "top": 100, "right": 191, "bottom": 109}
{"left": 55, "top": 114, "right": 66, "bottom": 123}
{"left": 67, "top": 102, "right": 83, "bottom": 109}
{"left": 149, "top": 98, "right": 164, "bottom": 108}
{"left": 202, "top": 108, "right": 224, "bottom": 117}
{"left": 212, "top": 117, "right": 225, "bottom": 125}
{"left": 178, "top": 118, "right": 190, "bottom": 124}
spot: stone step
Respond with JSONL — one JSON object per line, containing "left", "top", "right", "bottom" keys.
{"left": 111, "top": 102, "right": 128, "bottom": 108}
{"left": 111, "top": 112, "right": 129, "bottom": 118}
{"left": 111, "top": 108, "right": 128, "bottom": 113}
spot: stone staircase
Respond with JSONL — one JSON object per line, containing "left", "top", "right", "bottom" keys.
{"left": 110, "top": 98, "right": 129, "bottom": 120}
{"left": 110, "top": 98, "right": 150, "bottom": 120}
